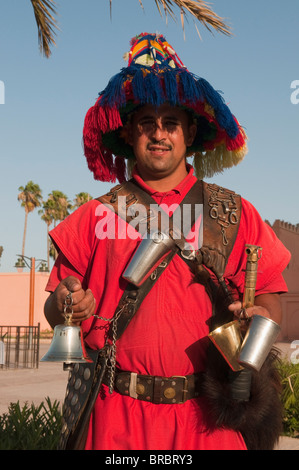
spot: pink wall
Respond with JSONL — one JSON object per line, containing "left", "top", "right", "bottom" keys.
{"left": 0, "top": 272, "right": 50, "bottom": 331}
{"left": 271, "top": 220, "right": 299, "bottom": 341}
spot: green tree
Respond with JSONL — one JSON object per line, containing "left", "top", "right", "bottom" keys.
{"left": 29, "top": 0, "right": 231, "bottom": 59}
{"left": 46, "top": 190, "right": 72, "bottom": 260}
{"left": 17, "top": 181, "right": 43, "bottom": 258}
{"left": 73, "top": 192, "right": 92, "bottom": 209}
{"left": 38, "top": 198, "right": 56, "bottom": 269}
{"left": 47, "top": 190, "right": 72, "bottom": 226}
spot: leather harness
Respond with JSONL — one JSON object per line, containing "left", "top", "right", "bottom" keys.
{"left": 98, "top": 178, "right": 241, "bottom": 342}
{"left": 58, "top": 177, "right": 242, "bottom": 450}
{"left": 98, "top": 178, "right": 241, "bottom": 403}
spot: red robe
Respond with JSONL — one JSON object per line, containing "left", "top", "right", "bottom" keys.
{"left": 46, "top": 167, "right": 290, "bottom": 450}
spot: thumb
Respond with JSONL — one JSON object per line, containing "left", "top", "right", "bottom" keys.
{"left": 63, "top": 276, "right": 82, "bottom": 292}
{"left": 228, "top": 301, "right": 242, "bottom": 311}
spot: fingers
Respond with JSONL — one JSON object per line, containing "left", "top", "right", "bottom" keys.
{"left": 70, "top": 289, "right": 96, "bottom": 324}
{"left": 55, "top": 277, "right": 96, "bottom": 324}
{"left": 61, "top": 276, "right": 82, "bottom": 294}
{"left": 228, "top": 301, "right": 270, "bottom": 320}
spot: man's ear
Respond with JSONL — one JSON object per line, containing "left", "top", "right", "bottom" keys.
{"left": 186, "top": 123, "right": 197, "bottom": 147}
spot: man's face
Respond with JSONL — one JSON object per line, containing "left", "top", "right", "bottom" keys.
{"left": 127, "top": 104, "right": 196, "bottom": 182}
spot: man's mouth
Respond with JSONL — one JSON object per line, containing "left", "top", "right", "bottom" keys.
{"left": 147, "top": 144, "right": 172, "bottom": 153}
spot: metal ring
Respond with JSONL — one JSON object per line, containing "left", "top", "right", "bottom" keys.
{"left": 239, "top": 308, "right": 250, "bottom": 322}
{"left": 64, "top": 292, "right": 73, "bottom": 316}
{"left": 209, "top": 206, "right": 218, "bottom": 219}
{"left": 65, "top": 291, "right": 73, "bottom": 306}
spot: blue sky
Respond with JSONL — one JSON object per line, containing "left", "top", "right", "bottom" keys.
{"left": 0, "top": 0, "right": 298, "bottom": 272}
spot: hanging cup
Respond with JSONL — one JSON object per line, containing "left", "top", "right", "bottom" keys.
{"left": 122, "top": 231, "right": 176, "bottom": 286}
{"left": 238, "top": 315, "right": 281, "bottom": 371}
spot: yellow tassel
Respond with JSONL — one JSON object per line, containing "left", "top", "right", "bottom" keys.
{"left": 193, "top": 143, "right": 248, "bottom": 180}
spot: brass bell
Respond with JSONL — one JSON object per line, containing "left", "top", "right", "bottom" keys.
{"left": 208, "top": 320, "right": 244, "bottom": 372}
{"left": 208, "top": 244, "right": 263, "bottom": 372}
{"left": 41, "top": 292, "right": 92, "bottom": 368}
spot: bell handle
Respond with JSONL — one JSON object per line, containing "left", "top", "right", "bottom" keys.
{"left": 242, "top": 244, "right": 262, "bottom": 309}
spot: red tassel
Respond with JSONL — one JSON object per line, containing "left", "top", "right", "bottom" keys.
{"left": 226, "top": 120, "right": 247, "bottom": 151}
{"left": 83, "top": 104, "right": 124, "bottom": 182}
{"left": 96, "top": 106, "right": 122, "bottom": 133}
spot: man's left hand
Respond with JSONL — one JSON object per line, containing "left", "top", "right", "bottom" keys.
{"left": 228, "top": 293, "right": 282, "bottom": 325}
{"left": 228, "top": 301, "right": 271, "bottom": 320}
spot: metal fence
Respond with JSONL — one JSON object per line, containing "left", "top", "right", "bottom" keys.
{"left": 0, "top": 324, "right": 40, "bottom": 369}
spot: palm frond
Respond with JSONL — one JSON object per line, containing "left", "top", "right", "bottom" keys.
{"left": 140, "top": 0, "right": 232, "bottom": 36}
{"left": 30, "top": 0, "right": 59, "bottom": 58}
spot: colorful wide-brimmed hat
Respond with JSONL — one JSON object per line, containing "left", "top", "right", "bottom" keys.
{"left": 83, "top": 32, "right": 247, "bottom": 183}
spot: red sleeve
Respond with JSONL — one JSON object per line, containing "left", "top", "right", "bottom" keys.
{"left": 45, "top": 200, "right": 100, "bottom": 292}
{"left": 224, "top": 198, "right": 291, "bottom": 295}
{"left": 45, "top": 252, "right": 84, "bottom": 293}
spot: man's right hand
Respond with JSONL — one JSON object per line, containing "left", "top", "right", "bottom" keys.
{"left": 45, "top": 276, "right": 96, "bottom": 328}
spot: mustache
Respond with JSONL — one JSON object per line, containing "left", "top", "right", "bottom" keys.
{"left": 147, "top": 140, "right": 172, "bottom": 150}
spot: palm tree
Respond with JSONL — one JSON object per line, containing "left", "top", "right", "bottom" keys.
{"left": 73, "top": 192, "right": 93, "bottom": 209}
{"left": 38, "top": 198, "right": 55, "bottom": 269}
{"left": 17, "top": 181, "right": 43, "bottom": 257}
{"left": 47, "top": 190, "right": 72, "bottom": 226}
{"left": 137, "top": 1, "right": 231, "bottom": 37}
{"left": 30, "top": 0, "right": 59, "bottom": 58}
{"left": 30, "top": 0, "right": 231, "bottom": 58}
{"left": 46, "top": 190, "right": 72, "bottom": 260}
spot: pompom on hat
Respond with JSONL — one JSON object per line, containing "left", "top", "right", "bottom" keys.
{"left": 83, "top": 32, "right": 248, "bottom": 183}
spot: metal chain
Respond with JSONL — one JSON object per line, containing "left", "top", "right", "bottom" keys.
{"left": 63, "top": 292, "right": 73, "bottom": 325}
{"left": 93, "top": 304, "right": 127, "bottom": 394}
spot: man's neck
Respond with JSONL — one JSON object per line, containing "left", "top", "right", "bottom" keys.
{"left": 136, "top": 167, "right": 188, "bottom": 192}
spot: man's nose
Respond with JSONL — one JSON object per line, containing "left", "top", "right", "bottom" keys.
{"left": 151, "top": 120, "right": 166, "bottom": 140}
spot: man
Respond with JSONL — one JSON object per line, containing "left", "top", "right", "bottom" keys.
{"left": 44, "top": 33, "right": 290, "bottom": 450}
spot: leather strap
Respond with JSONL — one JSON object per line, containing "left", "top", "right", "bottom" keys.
{"left": 97, "top": 178, "right": 203, "bottom": 341}
{"left": 97, "top": 178, "right": 203, "bottom": 253}
{"left": 58, "top": 347, "right": 109, "bottom": 450}
{"left": 98, "top": 178, "right": 241, "bottom": 283}
{"left": 103, "top": 369, "right": 204, "bottom": 404}
{"left": 201, "top": 183, "right": 242, "bottom": 280}
{"left": 97, "top": 178, "right": 241, "bottom": 340}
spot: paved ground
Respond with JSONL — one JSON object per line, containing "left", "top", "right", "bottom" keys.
{"left": 0, "top": 341, "right": 298, "bottom": 450}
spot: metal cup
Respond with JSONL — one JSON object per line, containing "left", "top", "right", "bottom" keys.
{"left": 238, "top": 315, "right": 281, "bottom": 371}
{"left": 122, "top": 231, "right": 176, "bottom": 286}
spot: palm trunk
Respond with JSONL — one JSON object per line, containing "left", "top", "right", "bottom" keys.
{"left": 22, "top": 210, "right": 28, "bottom": 257}
{"left": 47, "top": 224, "right": 50, "bottom": 269}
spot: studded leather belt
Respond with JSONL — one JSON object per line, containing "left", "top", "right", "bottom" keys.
{"left": 103, "top": 370, "right": 203, "bottom": 404}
